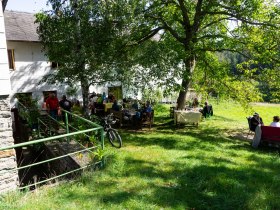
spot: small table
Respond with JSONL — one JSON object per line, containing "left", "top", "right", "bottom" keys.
{"left": 174, "top": 110, "right": 202, "bottom": 126}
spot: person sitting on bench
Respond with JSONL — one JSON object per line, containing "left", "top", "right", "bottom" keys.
{"left": 270, "top": 116, "right": 280, "bottom": 127}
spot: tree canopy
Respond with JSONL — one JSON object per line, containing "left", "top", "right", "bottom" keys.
{"left": 36, "top": 0, "right": 131, "bottom": 109}
{"left": 126, "top": 0, "right": 280, "bottom": 108}
{"left": 36, "top": 0, "right": 280, "bottom": 109}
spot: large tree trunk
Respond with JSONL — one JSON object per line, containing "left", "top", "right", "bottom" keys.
{"left": 177, "top": 56, "right": 196, "bottom": 110}
{"left": 80, "top": 77, "right": 89, "bottom": 113}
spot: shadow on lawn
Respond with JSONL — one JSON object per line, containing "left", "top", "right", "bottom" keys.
{"left": 123, "top": 125, "right": 251, "bottom": 152}
{"left": 51, "top": 126, "right": 280, "bottom": 209}
{"left": 109, "top": 126, "right": 280, "bottom": 208}
{"left": 88, "top": 154, "right": 280, "bottom": 209}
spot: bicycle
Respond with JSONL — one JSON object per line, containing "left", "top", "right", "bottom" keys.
{"left": 90, "top": 113, "right": 122, "bottom": 148}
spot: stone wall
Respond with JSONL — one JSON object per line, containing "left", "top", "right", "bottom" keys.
{"left": 0, "top": 95, "right": 18, "bottom": 193}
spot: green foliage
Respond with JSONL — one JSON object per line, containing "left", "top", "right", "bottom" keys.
{"left": 258, "top": 68, "right": 280, "bottom": 103}
{"left": 126, "top": 0, "right": 280, "bottom": 108}
{"left": 17, "top": 96, "right": 41, "bottom": 128}
{"left": 71, "top": 105, "right": 83, "bottom": 115}
{"left": 142, "top": 88, "right": 163, "bottom": 104}
{"left": 66, "top": 86, "right": 78, "bottom": 98}
{"left": 36, "top": 0, "right": 133, "bottom": 108}
{"left": 93, "top": 147, "right": 105, "bottom": 161}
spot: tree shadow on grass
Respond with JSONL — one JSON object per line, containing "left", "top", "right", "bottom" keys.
{"left": 43, "top": 128, "right": 280, "bottom": 209}
{"left": 63, "top": 153, "right": 280, "bottom": 209}
{"left": 122, "top": 126, "right": 251, "bottom": 152}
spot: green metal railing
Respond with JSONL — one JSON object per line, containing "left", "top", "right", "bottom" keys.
{"left": 1, "top": 103, "right": 104, "bottom": 190}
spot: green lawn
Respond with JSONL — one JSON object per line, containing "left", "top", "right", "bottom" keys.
{"left": 1, "top": 101, "right": 280, "bottom": 210}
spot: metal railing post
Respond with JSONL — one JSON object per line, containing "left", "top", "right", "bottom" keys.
{"left": 100, "top": 128, "right": 105, "bottom": 167}
{"left": 65, "top": 112, "right": 69, "bottom": 142}
{"left": 38, "top": 118, "right": 41, "bottom": 138}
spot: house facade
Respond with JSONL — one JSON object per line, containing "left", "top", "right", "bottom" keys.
{"left": 4, "top": 10, "right": 123, "bottom": 107}
{"left": 5, "top": 10, "right": 85, "bottom": 106}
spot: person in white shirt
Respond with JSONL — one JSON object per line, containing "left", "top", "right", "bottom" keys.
{"left": 270, "top": 116, "right": 280, "bottom": 127}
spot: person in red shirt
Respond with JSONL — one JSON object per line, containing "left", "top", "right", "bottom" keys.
{"left": 46, "top": 93, "right": 59, "bottom": 120}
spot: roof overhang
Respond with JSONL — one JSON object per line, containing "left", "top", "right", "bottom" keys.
{"left": 2, "top": 0, "right": 8, "bottom": 11}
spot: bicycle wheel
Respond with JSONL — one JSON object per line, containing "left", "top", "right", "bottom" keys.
{"left": 107, "top": 128, "right": 122, "bottom": 148}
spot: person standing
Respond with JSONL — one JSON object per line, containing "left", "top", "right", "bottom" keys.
{"left": 46, "top": 93, "right": 59, "bottom": 120}
{"left": 250, "top": 112, "right": 264, "bottom": 131}
{"left": 59, "top": 95, "right": 72, "bottom": 122}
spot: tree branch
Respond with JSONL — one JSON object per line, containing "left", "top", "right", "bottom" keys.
{"left": 144, "top": 14, "right": 185, "bottom": 43}
{"left": 163, "top": 22, "right": 185, "bottom": 43}
{"left": 193, "top": 0, "right": 204, "bottom": 33}
{"left": 136, "top": 27, "right": 165, "bottom": 45}
{"left": 196, "top": 48, "right": 251, "bottom": 59}
{"left": 177, "top": 0, "right": 191, "bottom": 29}
{"left": 200, "top": 17, "right": 233, "bottom": 30}
{"left": 204, "top": 10, "right": 278, "bottom": 28}
{"left": 196, "top": 34, "right": 228, "bottom": 40}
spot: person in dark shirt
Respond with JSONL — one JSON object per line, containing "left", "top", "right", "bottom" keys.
{"left": 250, "top": 112, "right": 264, "bottom": 131}
{"left": 132, "top": 100, "right": 140, "bottom": 110}
{"left": 59, "top": 95, "right": 72, "bottom": 122}
{"left": 201, "top": 102, "right": 213, "bottom": 118}
{"left": 112, "top": 100, "right": 120, "bottom": 111}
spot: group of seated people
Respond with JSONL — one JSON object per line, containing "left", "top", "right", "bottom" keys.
{"left": 182, "top": 97, "right": 213, "bottom": 118}
{"left": 249, "top": 112, "right": 280, "bottom": 132}
{"left": 112, "top": 99, "right": 153, "bottom": 121}
{"left": 88, "top": 92, "right": 116, "bottom": 114}
{"left": 88, "top": 92, "right": 153, "bottom": 125}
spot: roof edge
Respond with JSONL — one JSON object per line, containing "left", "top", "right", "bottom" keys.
{"left": 6, "top": 40, "right": 40, "bottom": 43}
{"left": 2, "top": 0, "right": 8, "bottom": 11}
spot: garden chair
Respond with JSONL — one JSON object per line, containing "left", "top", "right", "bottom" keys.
{"left": 202, "top": 104, "right": 213, "bottom": 118}
{"left": 170, "top": 106, "right": 175, "bottom": 118}
{"left": 246, "top": 116, "right": 255, "bottom": 139}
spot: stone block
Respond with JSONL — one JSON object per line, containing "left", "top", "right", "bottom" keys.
{"left": 0, "top": 136, "right": 14, "bottom": 147}
{"left": 0, "top": 111, "right": 11, "bottom": 118}
{"left": 0, "top": 157, "right": 17, "bottom": 170}
{"left": 0, "top": 149, "right": 15, "bottom": 158}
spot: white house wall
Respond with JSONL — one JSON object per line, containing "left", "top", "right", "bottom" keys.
{"left": 7, "top": 41, "right": 82, "bottom": 106}
{"left": 0, "top": 6, "right": 10, "bottom": 95}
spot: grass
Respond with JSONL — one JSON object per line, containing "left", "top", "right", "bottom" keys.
{"left": 1, "top": 100, "right": 280, "bottom": 210}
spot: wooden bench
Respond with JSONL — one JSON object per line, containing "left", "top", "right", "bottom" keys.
{"left": 261, "top": 126, "right": 280, "bottom": 143}
{"left": 142, "top": 110, "right": 154, "bottom": 129}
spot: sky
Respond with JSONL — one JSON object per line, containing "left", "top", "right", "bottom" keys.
{"left": 6, "top": 0, "right": 50, "bottom": 13}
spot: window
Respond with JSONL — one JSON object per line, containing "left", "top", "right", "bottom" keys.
{"left": 51, "top": 62, "right": 61, "bottom": 69}
{"left": 43, "top": 91, "right": 57, "bottom": 102}
{"left": 7, "top": 49, "right": 15, "bottom": 70}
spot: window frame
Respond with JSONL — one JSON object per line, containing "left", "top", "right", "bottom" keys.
{"left": 7, "top": 49, "right": 15, "bottom": 70}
